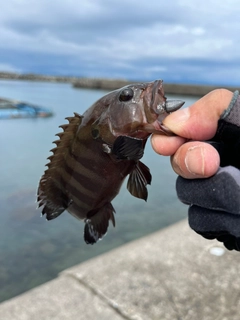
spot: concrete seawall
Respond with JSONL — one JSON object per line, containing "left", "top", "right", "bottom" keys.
{"left": 0, "top": 219, "right": 240, "bottom": 320}
{"left": 0, "top": 72, "right": 239, "bottom": 96}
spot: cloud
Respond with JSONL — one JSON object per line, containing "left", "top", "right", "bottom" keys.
{"left": 0, "top": 63, "right": 22, "bottom": 73}
{"left": 0, "top": 0, "right": 240, "bottom": 85}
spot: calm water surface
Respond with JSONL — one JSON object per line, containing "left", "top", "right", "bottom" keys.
{"left": 0, "top": 80, "right": 198, "bottom": 302}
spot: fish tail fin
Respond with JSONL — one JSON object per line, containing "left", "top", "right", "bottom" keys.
{"left": 37, "top": 113, "right": 83, "bottom": 220}
{"left": 84, "top": 203, "right": 116, "bottom": 244}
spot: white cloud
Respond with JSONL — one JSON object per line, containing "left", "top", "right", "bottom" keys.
{"left": 0, "top": 0, "right": 240, "bottom": 84}
{"left": 0, "top": 63, "right": 22, "bottom": 73}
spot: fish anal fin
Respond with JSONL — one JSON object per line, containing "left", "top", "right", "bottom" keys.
{"left": 37, "top": 113, "right": 83, "bottom": 219}
{"left": 127, "top": 161, "right": 152, "bottom": 201}
{"left": 84, "top": 203, "right": 116, "bottom": 245}
{"left": 112, "top": 136, "right": 144, "bottom": 160}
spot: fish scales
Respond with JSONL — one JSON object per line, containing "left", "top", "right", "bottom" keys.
{"left": 56, "top": 140, "right": 108, "bottom": 212}
{"left": 37, "top": 80, "right": 184, "bottom": 244}
{"left": 64, "top": 152, "right": 103, "bottom": 196}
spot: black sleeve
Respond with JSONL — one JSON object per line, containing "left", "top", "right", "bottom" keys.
{"left": 176, "top": 90, "right": 240, "bottom": 251}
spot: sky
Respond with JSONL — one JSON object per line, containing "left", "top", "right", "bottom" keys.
{"left": 1, "top": 0, "right": 240, "bottom": 85}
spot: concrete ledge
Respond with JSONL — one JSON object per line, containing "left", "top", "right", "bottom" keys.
{"left": 0, "top": 276, "right": 124, "bottom": 320}
{"left": 1, "top": 219, "right": 240, "bottom": 320}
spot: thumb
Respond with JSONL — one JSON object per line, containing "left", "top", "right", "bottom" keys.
{"left": 163, "top": 89, "right": 233, "bottom": 140}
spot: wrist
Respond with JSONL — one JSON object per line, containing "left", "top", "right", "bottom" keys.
{"left": 220, "top": 90, "right": 240, "bottom": 127}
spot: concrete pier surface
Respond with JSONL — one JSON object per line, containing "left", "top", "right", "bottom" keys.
{"left": 0, "top": 219, "right": 240, "bottom": 320}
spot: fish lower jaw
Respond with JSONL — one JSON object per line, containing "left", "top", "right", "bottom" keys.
{"left": 140, "top": 120, "right": 172, "bottom": 136}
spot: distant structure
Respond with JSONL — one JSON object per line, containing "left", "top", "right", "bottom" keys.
{"left": 0, "top": 72, "right": 239, "bottom": 96}
{"left": 0, "top": 98, "right": 53, "bottom": 119}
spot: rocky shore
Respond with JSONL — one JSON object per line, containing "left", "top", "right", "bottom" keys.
{"left": 0, "top": 72, "right": 239, "bottom": 96}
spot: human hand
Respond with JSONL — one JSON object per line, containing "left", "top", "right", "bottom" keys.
{"left": 151, "top": 88, "right": 240, "bottom": 251}
{"left": 151, "top": 89, "right": 233, "bottom": 178}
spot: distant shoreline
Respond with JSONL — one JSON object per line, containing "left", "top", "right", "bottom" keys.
{"left": 0, "top": 72, "right": 239, "bottom": 96}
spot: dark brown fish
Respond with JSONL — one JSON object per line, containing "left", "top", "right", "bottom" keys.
{"left": 37, "top": 80, "right": 184, "bottom": 244}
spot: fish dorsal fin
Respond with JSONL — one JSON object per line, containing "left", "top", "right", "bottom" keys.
{"left": 127, "top": 161, "right": 152, "bottom": 201}
{"left": 37, "top": 113, "right": 83, "bottom": 219}
{"left": 46, "top": 112, "right": 83, "bottom": 170}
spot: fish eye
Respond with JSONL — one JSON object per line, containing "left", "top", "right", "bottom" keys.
{"left": 91, "top": 128, "right": 99, "bottom": 139}
{"left": 119, "top": 88, "right": 134, "bottom": 102}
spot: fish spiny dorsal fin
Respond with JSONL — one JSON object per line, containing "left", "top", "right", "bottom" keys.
{"left": 37, "top": 113, "right": 83, "bottom": 220}
{"left": 46, "top": 112, "right": 83, "bottom": 170}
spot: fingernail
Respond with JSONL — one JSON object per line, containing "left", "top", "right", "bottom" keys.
{"left": 185, "top": 145, "right": 205, "bottom": 176}
{"left": 165, "top": 107, "right": 190, "bottom": 127}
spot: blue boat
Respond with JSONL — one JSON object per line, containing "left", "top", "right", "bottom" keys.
{"left": 0, "top": 98, "right": 53, "bottom": 119}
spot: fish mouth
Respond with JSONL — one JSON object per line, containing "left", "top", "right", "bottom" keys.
{"left": 151, "top": 80, "right": 185, "bottom": 115}
{"left": 141, "top": 120, "right": 176, "bottom": 136}
{"left": 150, "top": 80, "right": 166, "bottom": 115}
{"left": 140, "top": 80, "right": 185, "bottom": 135}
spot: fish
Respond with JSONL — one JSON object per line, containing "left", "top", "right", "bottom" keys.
{"left": 37, "top": 80, "right": 184, "bottom": 244}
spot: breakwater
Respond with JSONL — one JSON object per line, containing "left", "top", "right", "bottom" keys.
{"left": 0, "top": 72, "right": 239, "bottom": 96}
{"left": 73, "top": 78, "right": 239, "bottom": 96}
{"left": 0, "top": 72, "right": 78, "bottom": 83}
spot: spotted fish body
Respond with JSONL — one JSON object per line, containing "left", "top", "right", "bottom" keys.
{"left": 38, "top": 80, "right": 184, "bottom": 244}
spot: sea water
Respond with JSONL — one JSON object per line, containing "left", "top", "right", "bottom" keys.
{"left": 0, "top": 79, "right": 198, "bottom": 302}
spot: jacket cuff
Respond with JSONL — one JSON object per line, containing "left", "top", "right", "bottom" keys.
{"left": 220, "top": 90, "right": 240, "bottom": 126}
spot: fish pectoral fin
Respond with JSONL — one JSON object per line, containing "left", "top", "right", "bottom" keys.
{"left": 112, "top": 136, "right": 144, "bottom": 160}
{"left": 84, "top": 203, "right": 116, "bottom": 245}
{"left": 127, "top": 161, "right": 152, "bottom": 201}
